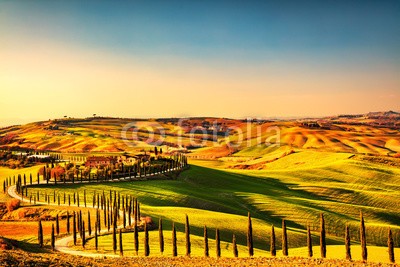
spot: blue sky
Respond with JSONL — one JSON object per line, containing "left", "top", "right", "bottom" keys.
{"left": 1, "top": 0, "right": 399, "bottom": 124}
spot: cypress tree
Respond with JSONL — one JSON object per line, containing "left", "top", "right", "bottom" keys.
{"left": 96, "top": 209, "right": 101, "bottom": 233}
{"left": 185, "top": 214, "right": 191, "bottom": 257}
{"left": 388, "top": 227, "right": 395, "bottom": 263}
{"left": 38, "top": 219, "right": 43, "bottom": 248}
{"left": 247, "top": 212, "right": 254, "bottom": 257}
{"left": 104, "top": 201, "right": 108, "bottom": 228}
{"left": 134, "top": 216, "right": 139, "bottom": 256}
{"left": 345, "top": 224, "right": 351, "bottom": 260}
{"left": 128, "top": 202, "right": 132, "bottom": 226}
{"left": 282, "top": 219, "right": 288, "bottom": 256}
{"left": 159, "top": 218, "right": 164, "bottom": 255}
{"left": 56, "top": 214, "right": 60, "bottom": 236}
{"left": 73, "top": 212, "right": 77, "bottom": 245}
{"left": 51, "top": 224, "right": 55, "bottom": 251}
{"left": 78, "top": 210, "right": 82, "bottom": 236}
{"left": 215, "top": 228, "right": 221, "bottom": 258}
{"left": 144, "top": 222, "right": 150, "bottom": 256}
{"left": 88, "top": 211, "right": 92, "bottom": 236}
{"left": 360, "top": 211, "right": 367, "bottom": 261}
{"left": 119, "top": 229, "right": 124, "bottom": 256}
{"left": 270, "top": 225, "right": 276, "bottom": 256}
{"left": 320, "top": 213, "right": 326, "bottom": 258}
{"left": 204, "top": 225, "right": 209, "bottom": 257}
{"left": 307, "top": 225, "right": 313, "bottom": 257}
{"left": 123, "top": 207, "right": 126, "bottom": 229}
{"left": 95, "top": 222, "right": 98, "bottom": 250}
{"left": 133, "top": 198, "right": 137, "bottom": 222}
{"left": 107, "top": 209, "right": 111, "bottom": 232}
{"left": 172, "top": 222, "right": 177, "bottom": 257}
{"left": 112, "top": 220, "right": 117, "bottom": 253}
{"left": 82, "top": 221, "right": 86, "bottom": 248}
{"left": 232, "top": 234, "right": 238, "bottom": 257}
{"left": 67, "top": 211, "right": 70, "bottom": 234}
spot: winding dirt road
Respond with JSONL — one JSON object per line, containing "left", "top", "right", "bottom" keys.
{"left": 5, "top": 167, "right": 179, "bottom": 258}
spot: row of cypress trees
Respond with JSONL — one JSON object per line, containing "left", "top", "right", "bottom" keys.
{"left": 104, "top": 212, "right": 395, "bottom": 263}
{"left": 3, "top": 153, "right": 188, "bottom": 194}
{"left": 36, "top": 207, "right": 395, "bottom": 263}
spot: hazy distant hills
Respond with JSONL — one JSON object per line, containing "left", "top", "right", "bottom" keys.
{"left": 0, "top": 112, "right": 398, "bottom": 155}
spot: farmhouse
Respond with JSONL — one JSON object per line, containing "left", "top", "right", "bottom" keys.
{"left": 85, "top": 156, "right": 116, "bottom": 167}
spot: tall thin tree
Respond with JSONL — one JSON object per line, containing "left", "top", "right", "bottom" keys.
{"left": 185, "top": 214, "right": 191, "bottom": 257}
{"left": 95, "top": 221, "right": 98, "bottom": 251}
{"left": 282, "top": 219, "right": 288, "bottom": 256}
{"left": 320, "top": 213, "right": 326, "bottom": 258}
{"left": 388, "top": 227, "right": 395, "bottom": 263}
{"left": 270, "top": 225, "right": 276, "bottom": 257}
{"left": 247, "top": 212, "right": 254, "bottom": 257}
{"left": 67, "top": 211, "right": 70, "bottom": 234}
{"left": 123, "top": 207, "right": 126, "bottom": 229}
{"left": 119, "top": 229, "right": 124, "bottom": 256}
{"left": 82, "top": 221, "right": 86, "bottom": 248}
{"left": 345, "top": 224, "right": 351, "bottom": 260}
{"left": 232, "top": 234, "right": 238, "bottom": 257}
{"left": 144, "top": 222, "right": 150, "bottom": 256}
{"left": 204, "top": 225, "right": 209, "bottom": 257}
{"left": 88, "top": 211, "right": 92, "bottom": 236}
{"left": 38, "top": 219, "right": 43, "bottom": 248}
{"left": 172, "top": 222, "right": 177, "bottom": 257}
{"left": 134, "top": 215, "right": 139, "bottom": 256}
{"left": 215, "top": 228, "right": 221, "bottom": 258}
{"left": 112, "top": 219, "right": 117, "bottom": 254}
{"left": 51, "top": 224, "right": 55, "bottom": 251}
{"left": 73, "top": 212, "right": 77, "bottom": 245}
{"left": 159, "top": 218, "right": 164, "bottom": 255}
{"left": 360, "top": 211, "right": 367, "bottom": 262}
{"left": 307, "top": 225, "right": 313, "bottom": 257}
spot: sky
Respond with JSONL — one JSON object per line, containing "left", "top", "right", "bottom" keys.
{"left": 1, "top": 0, "right": 399, "bottom": 126}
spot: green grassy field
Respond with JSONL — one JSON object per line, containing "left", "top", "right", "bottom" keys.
{"left": 0, "top": 165, "right": 43, "bottom": 202}
{"left": 25, "top": 150, "right": 400, "bottom": 258}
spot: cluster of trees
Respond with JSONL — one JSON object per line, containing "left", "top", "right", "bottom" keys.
{"left": 33, "top": 153, "right": 188, "bottom": 184}
{"left": 0, "top": 151, "right": 36, "bottom": 169}
{"left": 0, "top": 150, "right": 54, "bottom": 169}
{"left": 37, "top": 190, "right": 143, "bottom": 252}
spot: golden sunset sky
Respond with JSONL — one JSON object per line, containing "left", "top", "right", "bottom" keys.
{"left": 1, "top": 1, "right": 399, "bottom": 126}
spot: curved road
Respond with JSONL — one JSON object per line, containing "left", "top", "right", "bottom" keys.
{"left": 6, "top": 166, "right": 186, "bottom": 258}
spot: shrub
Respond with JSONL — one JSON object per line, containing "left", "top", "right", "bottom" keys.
{"left": 6, "top": 199, "right": 20, "bottom": 212}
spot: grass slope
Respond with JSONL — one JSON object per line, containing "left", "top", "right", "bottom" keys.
{"left": 26, "top": 151, "right": 400, "bottom": 256}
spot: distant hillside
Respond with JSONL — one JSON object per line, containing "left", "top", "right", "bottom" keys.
{"left": 0, "top": 114, "right": 399, "bottom": 156}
